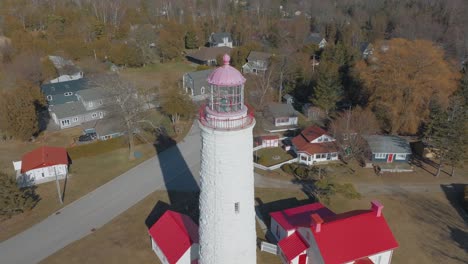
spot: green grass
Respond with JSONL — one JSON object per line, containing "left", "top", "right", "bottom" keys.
{"left": 255, "top": 147, "right": 294, "bottom": 167}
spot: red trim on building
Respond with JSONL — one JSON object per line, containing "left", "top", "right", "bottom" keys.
{"left": 21, "top": 146, "right": 68, "bottom": 173}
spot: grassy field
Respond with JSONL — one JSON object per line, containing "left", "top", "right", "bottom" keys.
{"left": 255, "top": 147, "right": 295, "bottom": 167}
{"left": 120, "top": 62, "right": 196, "bottom": 91}
{"left": 41, "top": 186, "right": 467, "bottom": 264}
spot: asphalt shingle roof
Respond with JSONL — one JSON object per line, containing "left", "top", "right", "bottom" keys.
{"left": 50, "top": 101, "right": 88, "bottom": 119}
{"left": 364, "top": 135, "right": 411, "bottom": 154}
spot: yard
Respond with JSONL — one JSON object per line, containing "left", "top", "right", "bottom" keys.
{"left": 0, "top": 111, "right": 193, "bottom": 242}
{"left": 254, "top": 147, "right": 295, "bottom": 167}
{"left": 39, "top": 186, "right": 468, "bottom": 264}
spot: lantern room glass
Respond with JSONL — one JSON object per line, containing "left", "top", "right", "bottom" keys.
{"left": 210, "top": 84, "right": 243, "bottom": 113}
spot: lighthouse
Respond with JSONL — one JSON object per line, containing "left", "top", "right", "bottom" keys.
{"left": 198, "top": 54, "right": 256, "bottom": 264}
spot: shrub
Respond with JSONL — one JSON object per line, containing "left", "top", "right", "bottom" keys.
{"left": 281, "top": 164, "right": 295, "bottom": 174}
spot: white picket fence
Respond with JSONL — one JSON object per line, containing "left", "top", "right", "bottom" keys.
{"left": 260, "top": 241, "right": 278, "bottom": 255}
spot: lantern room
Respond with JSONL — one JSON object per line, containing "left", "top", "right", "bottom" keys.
{"left": 207, "top": 54, "right": 246, "bottom": 114}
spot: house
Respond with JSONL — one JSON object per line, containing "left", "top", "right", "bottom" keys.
{"left": 75, "top": 87, "right": 107, "bottom": 110}
{"left": 41, "top": 78, "right": 88, "bottom": 106}
{"left": 148, "top": 210, "right": 199, "bottom": 264}
{"left": 48, "top": 55, "right": 84, "bottom": 83}
{"left": 208, "top": 32, "right": 233, "bottom": 48}
{"left": 82, "top": 116, "right": 126, "bottom": 141}
{"left": 50, "top": 101, "right": 105, "bottom": 129}
{"left": 13, "top": 146, "right": 69, "bottom": 186}
{"left": 283, "top": 94, "right": 294, "bottom": 105}
{"left": 360, "top": 42, "right": 374, "bottom": 59}
{"left": 304, "top": 32, "right": 327, "bottom": 49}
{"left": 291, "top": 125, "right": 339, "bottom": 165}
{"left": 256, "top": 135, "right": 280, "bottom": 148}
{"left": 302, "top": 104, "right": 325, "bottom": 122}
{"left": 182, "top": 69, "right": 214, "bottom": 101}
{"left": 364, "top": 135, "right": 412, "bottom": 163}
{"left": 264, "top": 103, "right": 298, "bottom": 132}
{"left": 186, "top": 47, "right": 232, "bottom": 66}
{"left": 270, "top": 201, "right": 398, "bottom": 264}
{"left": 242, "top": 51, "right": 271, "bottom": 74}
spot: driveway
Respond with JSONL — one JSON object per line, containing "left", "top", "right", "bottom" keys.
{"left": 0, "top": 124, "right": 203, "bottom": 264}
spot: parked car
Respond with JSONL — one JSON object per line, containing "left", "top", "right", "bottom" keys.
{"left": 78, "top": 132, "right": 97, "bottom": 142}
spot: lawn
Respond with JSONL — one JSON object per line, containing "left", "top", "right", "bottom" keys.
{"left": 120, "top": 61, "right": 196, "bottom": 90}
{"left": 254, "top": 147, "right": 295, "bottom": 167}
{"left": 41, "top": 186, "right": 468, "bottom": 264}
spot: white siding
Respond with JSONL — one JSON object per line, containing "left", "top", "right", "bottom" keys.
{"left": 18, "top": 164, "right": 67, "bottom": 186}
{"left": 198, "top": 119, "right": 257, "bottom": 264}
{"left": 275, "top": 117, "right": 298, "bottom": 127}
{"left": 152, "top": 238, "right": 169, "bottom": 264}
{"left": 271, "top": 218, "right": 288, "bottom": 242}
{"left": 298, "top": 227, "right": 325, "bottom": 264}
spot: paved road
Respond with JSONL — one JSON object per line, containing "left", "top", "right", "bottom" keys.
{"left": 0, "top": 124, "right": 203, "bottom": 264}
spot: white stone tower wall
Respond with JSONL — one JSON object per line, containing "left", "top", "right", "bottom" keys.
{"left": 198, "top": 121, "right": 257, "bottom": 264}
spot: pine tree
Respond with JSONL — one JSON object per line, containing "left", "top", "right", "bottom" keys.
{"left": 423, "top": 102, "right": 449, "bottom": 177}
{"left": 311, "top": 61, "right": 343, "bottom": 115}
{"left": 0, "top": 172, "right": 38, "bottom": 220}
{"left": 444, "top": 95, "right": 468, "bottom": 176}
{"left": 185, "top": 29, "right": 199, "bottom": 49}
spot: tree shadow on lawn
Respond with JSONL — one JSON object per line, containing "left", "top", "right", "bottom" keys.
{"left": 396, "top": 189, "right": 468, "bottom": 263}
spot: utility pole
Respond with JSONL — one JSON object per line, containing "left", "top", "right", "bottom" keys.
{"left": 54, "top": 167, "right": 63, "bottom": 205}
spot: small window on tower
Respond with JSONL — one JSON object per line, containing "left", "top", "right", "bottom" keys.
{"left": 234, "top": 202, "right": 240, "bottom": 214}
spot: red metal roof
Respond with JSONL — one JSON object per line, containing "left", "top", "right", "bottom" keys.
{"left": 291, "top": 126, "right": 338, "bottom": 155}
{"left": 355, "top": 257, "right": 374, "bottom": 264}
{"left": 21, "top": 146, "right": 68, "bottom": 173}
{"left": 148, "top": 210, "right": 199, "bottom": 264}
{"left": 271, "top": 202, "right": 398, "bottom": 264}
{"left": 278, "top": 231, "right": 309, "bottom": 261}
{"left": 312, "top": 209, "right": 398, "bottom": 264}
{"left": 260, "top": 135, "right": 279, "bottom": 140}
{"left": 270, "top": 203, "right": 336, "bottom": 231}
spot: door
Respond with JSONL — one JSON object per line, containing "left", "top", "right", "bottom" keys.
{"left": 298, "top": 254, "right": 307, "bottom": 264}
{"left": 387, "top": 154, "right": 394, "bottom": 163}
{"left": 327, "top": 153, "right": 331, "bottom": 160}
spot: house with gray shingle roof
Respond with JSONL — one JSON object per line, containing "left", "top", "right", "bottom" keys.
{"left": 304, "top": 32, "right": 327, "bottom": 49}
{"left": 49, "top": 101, "right": 106, "bottom": 129}
{"left": 82, "top": 116, "right": 126, "bottom": 140}
{"left": 209, "top": 32, "right": 233, "bottom": 48}
{"left": 186, "top": 47, "right": 232, "bottom": 66}
{"left": 76, "top": 88, "right": 108, "bottom": 111}
{"left": 263, "top": 103, "right": 299, "bottom": 132}
{"left": 41, "top": 78, "right": 88, "bottom": 106}
{"left": 242, "top": 51, "right": 272, "bottom": 75}
{"left": 183, "top": 69, "right": 214, "bottom": 101}
{"left": 364, "top": 135, "right": 412, "bottom": 163}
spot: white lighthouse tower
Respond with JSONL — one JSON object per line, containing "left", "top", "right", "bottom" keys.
{"left": 198, "top": 54, "right": 256, "bottom": 264}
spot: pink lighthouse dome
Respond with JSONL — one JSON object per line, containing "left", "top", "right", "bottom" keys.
{"left": 207, "top": 54, "right": 246, "bottom": 86}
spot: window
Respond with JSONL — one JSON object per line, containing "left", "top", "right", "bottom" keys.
{"left": 103, "top": 135, "right": 111, "bottom": 140}
{"left": 47, "top": 95, "right": 53, "bottom": 101}
{"left": 72, "top": 117, "right": 78, "bottom": 122}
{"left": 331, "top": 153, "right": 337, "bottom": 158}
{"left": 321, "top": 154, "right": 326, "bottom": 159}
{"left": 317, "top": 137, "right": 323, "bottom": 142}
{"left": 99, "top": 100, "right": 103, "bottom": 105}
{"left": 89, "top": 102, "right": 94, "bottom": 108}
{"left": 395, "top": 154, "right": 406, "bottom": 160}
{"left": 323, "top": 137, "right": 329, "bottom": 142}
{"left": 99, "top": 112, "right": 103, "bottom": 118}
{"left": 301, "top": 155, "right": 308, "bottom": 161}
{"left": 200, "top": 86, "right": 205, "bottom": 94}
{"left": 92, "top": 113, "right": 98, "bottom": 118}
{"left": 315, "top": 154, "right": 321, "bottom": 159}
{"left": 64, "top": 92, "right": 73, "bottom": 96}
{"left": 61, "top": 119, "right": 70, "bottom": 127}
{"left": 375, "top": 153, "right": 387, "bottom": 159}
{"left": 234, "top": 202, "right": 239, "bottom": 214}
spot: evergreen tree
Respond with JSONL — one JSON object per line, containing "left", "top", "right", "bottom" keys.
{"left": 311, "top": 62, "right": 342, "bottom": 115}
{"left": 0, "top": 172, "right": 38, "bottom": 220}
{"left": 185, "top": 29, "right": 199, "bottom": 49}
{"left": 423, "top": 102, "right": 449, "bottom": 177}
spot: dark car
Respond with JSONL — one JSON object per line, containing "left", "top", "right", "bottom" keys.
{"left": 78, "top": 132, "right": 97, "bottom": 142}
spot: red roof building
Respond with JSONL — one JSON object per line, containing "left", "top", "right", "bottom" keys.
{"left": 21, "top": 146, "right": 68, "bottom": 173}
{"left": 270, "top": 201, "right": 398, "bottom": 264}
{"left": 291, "top": 126, "right": 339, "bottom": 165}
{"left": 148, "top": 210, "right": 199, "bottom": 264}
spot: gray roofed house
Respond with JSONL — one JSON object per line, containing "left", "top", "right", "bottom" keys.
{"left": 359, "top": 42, "right": 374, "bottom": 59}
{"left": 364, "top": 135, "right": 412, "bottom": 163}
{"left": 186, "top": 47, "right": 232, "bottom": 66}
{"left": 50, "top": 101, "right": 106, "bottom": 130}
{"left": 82, "top": 116, "right": 126, "bottom": 141}
{"left": 183, "top": 69, "right": 214, "bottom": 101}
{"left": 209, "top": 32, "right": 233, "bottom": 48}
{"left": 263, "top": 103, "right": 298, "bottom": 132}
{"left": 242, "top": 51, "right": 272, "bottom": 75}
{"left": 41, "top": 78, "right": 88, "bottom": 105}
{"left": 304, "top": 32, "right": 327, "bottom": 49}
{"left": 75, "top": 87, "right": 109, "bottom": 111}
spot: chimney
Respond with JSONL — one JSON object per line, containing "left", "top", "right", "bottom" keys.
{"left": 371, "top": 200, "right": 384, "bottom": 217}
{"left": 311, "top": 213, "right": 324, "bottom": 233}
